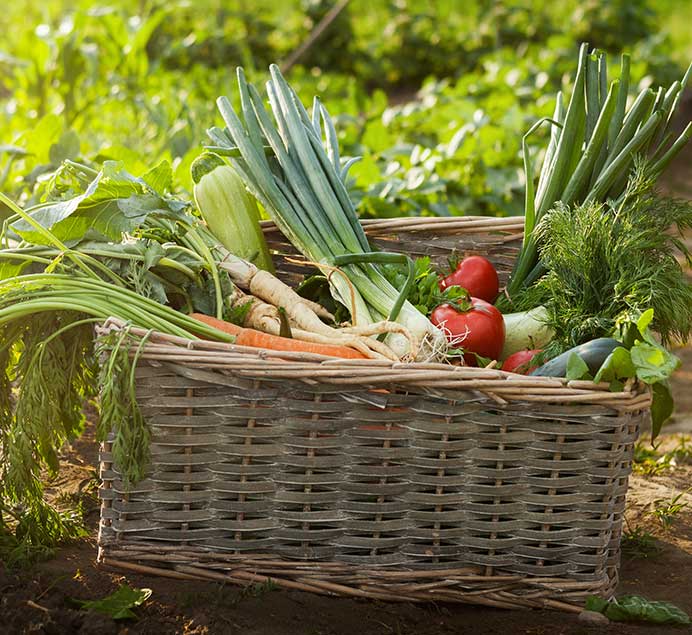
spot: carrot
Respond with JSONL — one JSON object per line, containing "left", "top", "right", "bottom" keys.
{"left": 190, "top": 313, "right": 367, "bottom": 359}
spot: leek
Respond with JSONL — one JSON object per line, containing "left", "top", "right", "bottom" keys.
{"left": 209, "top": 65, "right": 444, "bottom": 359}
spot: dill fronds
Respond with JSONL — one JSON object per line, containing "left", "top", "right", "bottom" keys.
{"left": 96, "top": 328, "right": 150, "bottom": 485}
{"left": 530, "top": 175, "right": 692, "bottom": 353}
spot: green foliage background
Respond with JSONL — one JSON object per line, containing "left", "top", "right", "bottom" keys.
{"left": 1, "top": 0, "right": 690, "bottom": 219}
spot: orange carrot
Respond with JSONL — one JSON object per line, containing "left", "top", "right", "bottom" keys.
{"left": 190, "top": 313, "right": 366, "bottom": 359}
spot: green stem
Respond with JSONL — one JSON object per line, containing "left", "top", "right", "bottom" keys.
{"left": 0, "top": 192, "right": 97, "bottom": 279}
{"left": 333, "top": 251, "right": 415, "bottom": 326}
{"left": 184, "top": 227, "right": 225, "bottom": 319}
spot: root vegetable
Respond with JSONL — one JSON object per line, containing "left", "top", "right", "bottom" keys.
{"left": 190, "top": 313, "right": 368, "bottom": 359}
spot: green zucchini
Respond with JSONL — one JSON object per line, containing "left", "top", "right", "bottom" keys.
{"left": 530, "top": 337, "right": 621, "bottom": 377}
{"left": 192, "top": 152, "right": 275, "bottom": 272}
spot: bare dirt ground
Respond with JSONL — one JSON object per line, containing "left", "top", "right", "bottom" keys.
{"left": 2, "top": 433, "right": 692, "bottom": 635}
{"left": 2, "top": 108, "right": 692, "bottom": 635}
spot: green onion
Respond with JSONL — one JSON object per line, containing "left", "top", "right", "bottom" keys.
{"left": 0, "top": 273, "right": 235, "bottom": 342}
{"left": 504, "top": 44, "right": 692, "bottom": 305}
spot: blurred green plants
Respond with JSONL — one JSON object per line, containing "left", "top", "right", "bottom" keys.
{"left": 650, "top": 491, "right": 690, "bottom": 531}
{"left": 633, "top": 436, "right": 692, "bottom": 476}
{"left": 0, "top": 0, "right": 688, "bottom": 219}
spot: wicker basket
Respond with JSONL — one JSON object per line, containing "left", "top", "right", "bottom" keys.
{"left": 97, "top": 217, "right": 648, "bottom": 611}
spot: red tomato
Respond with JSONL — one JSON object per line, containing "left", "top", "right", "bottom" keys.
{"left": 439, "top": 256, "right": 499, "bottom": 303}
{"left": 431, "top": 298, "right": 505, "bottom": 362}
{"left": 502, "top": 349, "right": 542, "bottom": 374}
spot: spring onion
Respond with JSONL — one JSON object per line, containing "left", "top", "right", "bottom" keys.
{"left": 506, "top": 44, "right": 692, "bottom": 304}
{"left": 0, "top": 273, "right": 235, "bottom": 342}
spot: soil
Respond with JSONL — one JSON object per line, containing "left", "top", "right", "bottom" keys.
{"left": 3, "top": 451, "right": 692, "bottom": 635}
{"left": 3, "top": 102, "right": 692, "bottom": 635}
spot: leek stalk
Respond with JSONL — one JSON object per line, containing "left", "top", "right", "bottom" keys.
{"left": 209, "top": 65, "right": 444, "bottom": 359}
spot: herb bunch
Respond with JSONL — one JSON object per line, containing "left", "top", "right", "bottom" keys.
{"left": 525, "top": 173, "right": 692, "bottom": 355}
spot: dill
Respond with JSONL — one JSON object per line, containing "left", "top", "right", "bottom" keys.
{"left": 0, "top": 312, "right": 157, "bottom": 565}
{"left": 524, "top": 173, "right": 692, "bottom": 355}
{"left": 96, "top": 328, "right": 150, "bottom": 486}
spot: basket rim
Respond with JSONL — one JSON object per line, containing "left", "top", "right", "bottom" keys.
{"left": 96, "top": 320, "right": 651, "bottom": 412}
{"left": 261, "top": 215, "right": 525, "bottom": 236}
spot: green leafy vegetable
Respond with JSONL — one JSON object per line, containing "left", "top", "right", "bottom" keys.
{"left": 9, "top": 161, "right": 174, "bottom": 246}
{"left": 585, "top": 595, "right": 691, "bottom": 625}
{"left": 565, "top": 352, "right": 590, "bottom": 380}
{"left": 75, "top": 585, "right": 152, "bottom": 620}
{"left": 522, "top": 174, "right": 692, "bottom": 352}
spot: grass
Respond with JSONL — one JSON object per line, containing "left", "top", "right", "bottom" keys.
{"left": 633, "top": 436, "right": 692, "bottom": 476}
{"left": 622, "top": 524, "right": 662, "bottom": 559}
{"left": 650, "top": 491, "right": 690, "bottom": 531}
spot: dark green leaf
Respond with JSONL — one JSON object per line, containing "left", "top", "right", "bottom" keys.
{"left": 189, "top": 278, "right": 219, "bottom": 316}
{"left": 651, "top": 381, "right": 674, "bottom": 440}
{"left": 471, "top": 353, "right": 492, "bottom": 367}
{"left": 278, "top": 306, "right": 292, "bottom": 338}
{"left": 141, "top": 241, "right": 166, "bottom": 271}
{"left": 588, "top": 595, "right": 691, "bottom": 625}
{"left": 225, "top": 299, "right": 253, "bottom": 326}
{"left": 75, "top": 585, "right": 152, "bottom": 620}
{"left": 584, "top": 596, "right": 609, "bottom": 614}
{"left": 296, "top": 275, "right": 349, "bottom": 324}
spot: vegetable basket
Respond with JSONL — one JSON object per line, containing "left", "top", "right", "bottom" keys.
{"left": 97, "top": 216, "right": 647, "bottom": 611}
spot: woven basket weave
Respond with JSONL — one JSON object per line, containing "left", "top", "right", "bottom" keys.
{"left": 97, "top": 217, "right": 647, "bottom": 611}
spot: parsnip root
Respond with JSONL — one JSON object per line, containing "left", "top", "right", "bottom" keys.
{"left": 221, "top": 264, "right": 402, "bottom": 360}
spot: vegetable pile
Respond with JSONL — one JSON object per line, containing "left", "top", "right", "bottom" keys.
{"left": 0, "top": 43, "right": 690, "bottom": 560}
